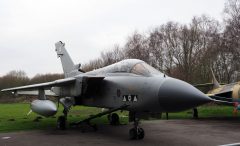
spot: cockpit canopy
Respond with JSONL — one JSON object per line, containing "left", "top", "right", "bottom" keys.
{"left": 86, "top": 59, "right": 164, "bottom": 77}
{"left": 130, "top": 62, "right": 163, "bottom": 76}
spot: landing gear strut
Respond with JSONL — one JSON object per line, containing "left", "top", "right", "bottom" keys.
{"left": 57, "top": 108, "right": 68, "bottom": 130}
{"left": 57, "top": 115, "right": 66, "bottom": 130}
{"left": 129, "top": 112, "right": 145, "bottom": 140}
{"left": 70, "top": 105, "right": 128, "bottom": 131}
{"left": 129, "top": 119, "right": 144, "bottom": 140}
{"left": 192, "top": 108, "right": 198, "bottom": 119}
{"left": 57, "top": 97, "right": 75, "bottom": 130}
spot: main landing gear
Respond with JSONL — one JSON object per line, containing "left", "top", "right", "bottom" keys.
{"left": 57, "top": 97, "right": 75, "bottom": 130}
{"left": 57, "top": 108, "right": 68, "bottom": 130}
{"left": 108, "top": 113, "right": 120, "bottom": 125}
{"left": 56, "top": 103, "right": 145, "bottom": 140}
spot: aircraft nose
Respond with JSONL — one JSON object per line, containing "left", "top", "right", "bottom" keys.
{"left": 158, "top": 78, "right": 212, "bottom": 112}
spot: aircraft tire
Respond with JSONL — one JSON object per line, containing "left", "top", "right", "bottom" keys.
{"left": 57, "top": 116, "right": 66, "bottom": 130}
{"left": 129, "top": 127, "right": 144, "bottom": 140}
{"left": 109, "top": 113, "right": 120, "bottom": 125}
{"left": 138, "top": 128, "right": 144, "bottom": 139}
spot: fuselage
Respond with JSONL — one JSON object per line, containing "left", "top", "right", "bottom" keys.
{"left": 73, "top": 59, "right": 211, "bottom": 113}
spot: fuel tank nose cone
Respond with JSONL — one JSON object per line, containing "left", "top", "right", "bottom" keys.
{"left": 31, "top": 100, "right": 57, "bottom": 117}
{"left": 158, "top": 78, "right": 212, "bottom": 112}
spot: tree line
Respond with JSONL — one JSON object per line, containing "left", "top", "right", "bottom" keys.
{"left": 82, "top": 0, "right": 240, "bottom": 84}
{"left": 0, "top": 70, "right": 63, "bottom": 99}
{"left": 0, "top": 0, "right": 239, "bottom": 100}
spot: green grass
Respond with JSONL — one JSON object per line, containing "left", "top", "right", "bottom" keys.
{"left": 161, "top": 105, "right": 238, "bottom": 119}
{"left": 0, "top": 103, "right": 128, "bottom": 133}
{"left": 0, "top": 103, "right": 239, "bottom": 132}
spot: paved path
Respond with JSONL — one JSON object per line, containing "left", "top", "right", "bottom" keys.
{"left": 1, "top": 119, "right": 240, "bottom": 146}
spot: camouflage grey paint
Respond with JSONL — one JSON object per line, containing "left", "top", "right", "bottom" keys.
{"left": 69, "top": 58, "right": 211, "bottom": 113}
{"left": 31, "top": 100, "right": 57, "bottom": 117}
{"left": 54, "top": 42, "right": 212, "bottom": 113}
{"left": 2, "top": 41, "right": 212, "bottom": 116}
{"left": 76, "top": 75, "right": 211, "bottom": 112}
{"left": 55, "top": 42, "right": 82, "bottom": 78}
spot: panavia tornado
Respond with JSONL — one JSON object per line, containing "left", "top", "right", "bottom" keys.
{"left": 1, "top": 41, "right": 212, "bottom": 140}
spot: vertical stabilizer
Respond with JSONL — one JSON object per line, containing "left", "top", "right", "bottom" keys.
{"left": 210, "top": 68, "right": 220, "bottom": 89}
{"left": 55, "top": 41, "right": 82, "bottom": 78}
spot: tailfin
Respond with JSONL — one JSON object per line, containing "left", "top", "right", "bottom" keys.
{"left": 55, "top": 41, "right": 83, "bottom": 78}
{"left": 210, "top": 68, "right": 220, "bottom": 89}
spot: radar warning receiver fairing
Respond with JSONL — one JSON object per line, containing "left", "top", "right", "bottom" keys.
{"left": 1, "top": 41, "right": 212, "bottom": 140}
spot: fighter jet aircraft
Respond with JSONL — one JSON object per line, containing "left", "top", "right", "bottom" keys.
{"left": 1, "top": 41, "right": 212, "bottom": 140}
{"left": 195, "top": 69, "right": 240, "bottom": 112}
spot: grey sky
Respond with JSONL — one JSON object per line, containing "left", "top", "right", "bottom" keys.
{"left": 0, "top": 0, "right": 226, "bottom": 77}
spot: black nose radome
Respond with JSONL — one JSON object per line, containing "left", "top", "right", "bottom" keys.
{"left": 158, "top": 78, "right": 212, "bottom": 112}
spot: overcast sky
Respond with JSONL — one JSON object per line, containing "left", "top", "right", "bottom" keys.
{"left": 0, "top": 0, "right": 226, "bottom": 77}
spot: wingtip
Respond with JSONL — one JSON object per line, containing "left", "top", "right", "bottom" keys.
{"left": 1, "top": 88, "right": 11, "bottom": 92}
{"left": 1, "top": 88, "right": 16, "bottom": 92}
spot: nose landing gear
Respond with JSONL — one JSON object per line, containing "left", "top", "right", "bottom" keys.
{"left": 129, "top": 127, "right": 145, "bottom": 140}
{"left": 129, "top": 119, "right": 145, "bottom": 140}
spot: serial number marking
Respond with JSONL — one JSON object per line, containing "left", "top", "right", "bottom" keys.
{"left": 122, "top": 95, "right": 138, "bottom": 102}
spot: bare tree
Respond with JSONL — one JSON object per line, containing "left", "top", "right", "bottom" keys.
{"left": 148, "top": 28, "right": 165, "bottom": 71}
{"left": 219, "top": 0, "right": 240, "bottom": 82}
{"left": 124, "top": 31, "right": 149, "bottom": 62}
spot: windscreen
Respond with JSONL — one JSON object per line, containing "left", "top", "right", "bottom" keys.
{"left": 130, "top": 62, "right": 163, "bottom": 76}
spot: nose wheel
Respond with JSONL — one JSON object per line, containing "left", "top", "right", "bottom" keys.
{"left": 129, "top": 119, "right": 144, "bottom": 140}
{"left": 129, "top": 127, "right": 145, "bottom": 140}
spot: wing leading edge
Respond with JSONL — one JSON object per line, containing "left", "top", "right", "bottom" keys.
{"left": 1, "top": 76, "right": 105, "bottom": 97}
{"left": 1, "top": 77, "right": 76, "bottom": 92}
